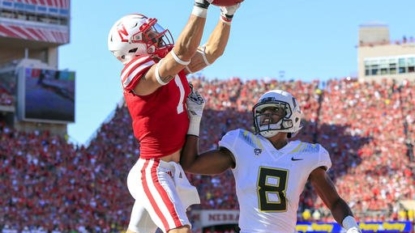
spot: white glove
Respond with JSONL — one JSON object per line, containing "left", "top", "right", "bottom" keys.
{"left": 343, "top": 216, "right": 361, "bottom": 233}
{"left": 346, "top": 227, "right": 362, "bottom": 233}
{"left": 186, "top": 85, "right": 205, "bottom": 136}
{"left": 220, "top": 2, "right": 242, "bottom": 23}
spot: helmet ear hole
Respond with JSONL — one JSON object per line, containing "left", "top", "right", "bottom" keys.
{"left": 283, "top": 120, "right": 293, "bottom": 128}
{"left": 128, "top": 48, "right": 138, "bottom": 53}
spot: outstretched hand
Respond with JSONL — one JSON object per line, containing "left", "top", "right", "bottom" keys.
{"left": 186, "top": 84, "right": 205, "bottom": 136}
{"left": 220, "top": 1, "right": 243, "bottom": 23}
{"left": 187, "top": 86, "right": 205, "bottom": 116}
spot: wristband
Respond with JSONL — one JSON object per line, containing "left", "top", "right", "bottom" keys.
{"left": 192, "top": 6, "right": 208, "bottom": 18}
{"left": 220, "top": 16, "right": 232, "bottom": 25}
{"left": 187, "top": 116, "right": 202, "bottom": 136}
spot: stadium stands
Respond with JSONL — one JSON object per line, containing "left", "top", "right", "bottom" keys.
{"left": 1, "top": 77, "right": 414, "bottom": 232}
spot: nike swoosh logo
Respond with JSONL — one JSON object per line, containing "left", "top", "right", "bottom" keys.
{"left": 291, "top": 157, "right": 303, "bottom": 161}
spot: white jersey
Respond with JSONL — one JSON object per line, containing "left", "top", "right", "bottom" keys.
{"left": 219, "top": 129, "right": 332, "bottom": 233}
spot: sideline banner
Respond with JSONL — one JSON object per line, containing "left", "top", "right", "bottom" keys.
{"left": 296, "top": 221, "right": 413, "bottom": 233}
{"left": 190, "top": 210, "right": 413, "bottom": 233}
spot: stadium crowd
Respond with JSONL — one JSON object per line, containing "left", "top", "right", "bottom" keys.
{"left": 1, "top": 77, "right": 415, "bottom": 232}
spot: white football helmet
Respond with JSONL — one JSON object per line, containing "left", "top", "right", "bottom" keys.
{"left": 253, "top": 90, "right": 303, "bottom": 138}
{"left": 107, "top": 14, "right": 174, "bottom": 64}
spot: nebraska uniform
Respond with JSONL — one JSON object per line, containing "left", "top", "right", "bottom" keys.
{"left": 121, "top": 55, "right": 197, "bottom": 232}
{"left": 106, "top": 8, "right": 236, "bottom": 232}
{"left": 122, "top": 55, "right": 191, "bottom": 159}
{"left": 219, "top": 129, "right": 332, "bottom": 233}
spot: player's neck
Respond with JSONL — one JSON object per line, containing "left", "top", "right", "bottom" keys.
{"left": 269, "top": 139, "right": 288, "bottom": 150}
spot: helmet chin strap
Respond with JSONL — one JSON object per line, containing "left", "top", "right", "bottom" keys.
{"left": 258, "top": 118, "right": 295, "bottom": 138}
{"left": 259, "top": 121, "right": 281, "bottom": 138}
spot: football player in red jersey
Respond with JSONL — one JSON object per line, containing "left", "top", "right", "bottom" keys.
{"left": 107, "top": 1, "right": 242, "bottom": 233}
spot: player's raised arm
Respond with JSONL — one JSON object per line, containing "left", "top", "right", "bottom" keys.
{"left": 185, "top": 1, "right": 243, "bottom": 74}
{"left": 108, "top": 1, "right": 214, "bottom": 96}
{"left": 181, "top": 88, "right": 235, "bottom": 174}
{"left": 134, "top": 0, "right": 215, "bottom": 96}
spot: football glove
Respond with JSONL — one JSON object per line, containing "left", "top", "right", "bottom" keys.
{"left": 220, "top": 2, "right": 242, "bottom": 23}
{"left": 186, "top": 84, "right": 205, "bottom": 136}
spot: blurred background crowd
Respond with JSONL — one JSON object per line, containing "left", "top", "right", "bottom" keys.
{"left": 1, "top": 77, "right": 414, "bottom": 233}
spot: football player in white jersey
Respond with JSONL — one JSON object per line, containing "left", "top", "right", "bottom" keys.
{"left": 182, "top": 89, "right": 362, "bottom": 233}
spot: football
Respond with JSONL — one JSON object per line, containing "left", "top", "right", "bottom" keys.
{"left": 211, "top": 0, "right": 244, "bottom": 7}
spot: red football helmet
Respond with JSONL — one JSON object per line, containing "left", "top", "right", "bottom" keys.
{"left": 107, "top": 14, "right": 174, "bottom": 64}
{"left": 211, "top": 0, "right": 244, "bottom": 6}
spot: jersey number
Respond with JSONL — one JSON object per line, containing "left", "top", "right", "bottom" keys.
{"left": 174, "top": 76, "right": 185, "bottom": 114}
{"left": 257, "top": 167, "right": 288, "bottom": 212}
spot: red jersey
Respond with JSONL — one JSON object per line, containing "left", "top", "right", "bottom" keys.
{"left": 121, "top": 55, "right": 191, "bottom": 159}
